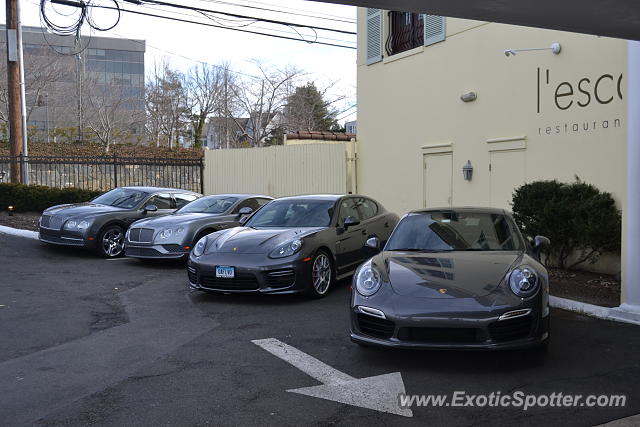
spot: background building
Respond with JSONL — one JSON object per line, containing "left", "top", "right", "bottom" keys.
{"left": 357, "top": 10, "right": 627, "bottom": 272}
{"left": 0, "top": 25, "right": 145, "bottom": 143}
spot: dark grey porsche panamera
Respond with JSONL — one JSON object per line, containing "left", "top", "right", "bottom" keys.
{"left": 187, "top": 194, "right": 399, "bottom": 298}
{"left": 350, "top": 208, "right": 551, "bottom": 350}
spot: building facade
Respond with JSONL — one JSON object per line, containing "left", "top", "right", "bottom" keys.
{"left": 1, "top": 25, "right": 145, "bottom": 142}
{"left": 357, "top": 10, "right": 627, "bottom": 272}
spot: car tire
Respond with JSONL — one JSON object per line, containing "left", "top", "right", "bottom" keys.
{"left": 307, "top": 250, "right": 334, "bottom": 299}
{"left": 97, "top": 225, "right": 125, "bottom": 258}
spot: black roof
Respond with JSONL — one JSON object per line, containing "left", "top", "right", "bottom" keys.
{"left": 408, "top": 206, "right": 509, "bottom": 215}
{"left": 274, "top": 194, "right": 345, "bottom": 202}
{"left": 120, "top": 186, "right": 200, "bottom": 194}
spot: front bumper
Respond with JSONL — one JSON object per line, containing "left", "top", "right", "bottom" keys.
{"left": 38, "top": 227, "right": 94, "bottom": 248}
{"left": 187, "top": 252, "right": 311, "bottom": 294}
{"left": 350, "top": 289, "right": 549, "bottom": 350}
{"left": 125, "top": 241, "right": 190, "bottom": 259}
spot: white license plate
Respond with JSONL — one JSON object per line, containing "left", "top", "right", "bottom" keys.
{"left": 215, "top": 266, "right": 235, "bottom": 278}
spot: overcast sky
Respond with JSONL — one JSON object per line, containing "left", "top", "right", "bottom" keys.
{"left": 1, "top": 0, "right": 358, "bottom": 124}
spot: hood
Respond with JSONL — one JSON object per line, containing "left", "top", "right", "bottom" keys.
{"left": 377, "top": 251, "right": 522, "bottom": 299}
{"left": 207, "top": 226, "right": 324, "bottom": 254}
{"left": 43, "top": 203, "right": 126, "bottom": 218}
{"left": 132, "top": 212, "right": 213, "bottom": 229}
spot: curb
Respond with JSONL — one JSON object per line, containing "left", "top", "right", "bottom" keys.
{"left": 0, "top": 225, "right": 39, "bottom": 240}
{"left": 549, "top": 296, "right": 640, "bottom": 326}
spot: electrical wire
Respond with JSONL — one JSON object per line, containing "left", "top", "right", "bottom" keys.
{"left": 92, "top": 4, "right": 357, "bottom": 48}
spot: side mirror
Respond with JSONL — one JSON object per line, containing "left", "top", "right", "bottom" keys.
{"left": 343, "top": 216, "right": 360, "bottom": 229}
{"left": 238, "top": 207, "right": 253, "bottom": 216}
{"left": 533, "top": 235, "right": 550, "bottom": 248}
{"left": 144, "top": 204, "right": 158, "bottom": 213}
{"left": 365, "top": 237, "right": 380, "bottom": 250}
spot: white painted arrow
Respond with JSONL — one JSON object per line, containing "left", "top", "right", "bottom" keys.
{"left": 252, "top": 338, "right": 413, "bottom": 417}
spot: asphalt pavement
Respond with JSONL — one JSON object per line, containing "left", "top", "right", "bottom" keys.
{"left": 0, "top": 233, "right": 638, "bottom": 426}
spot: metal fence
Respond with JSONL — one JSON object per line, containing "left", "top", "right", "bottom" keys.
{"left": 0, "top": 155, "right": 205, "bottom": 193}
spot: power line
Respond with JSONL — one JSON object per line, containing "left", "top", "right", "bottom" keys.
{"left": 93, "top": 4, "right": 357, "bottom": 49}
{"left": 138, "top": 0, "right": 356, "bottom": 35}
{"left": 201, "top": 0, "right": 357, "bottom": 22}
{"left": 193, "top": 0, "right": 356, "bottom": 24}
{"left": 138, "top": 3, "right": 355, "bottom": 44}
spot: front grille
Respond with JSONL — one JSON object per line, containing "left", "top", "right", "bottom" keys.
{"left": 40, "top": 215, "right": 63, "bottom": 230}
{"left": 198, "top": 272, "right": 260, "bottom": 291}
{"left": 39, "top": 230, "right": 84, "bottom": 246}
{"left": 162, "top": 244, "right": 186, "bottom": 253}
{"left": 126, "top": 247, "right": 162, "bottom": 257}
{"left": 265, "top": 269, "right": 295, "bottom": 288}
{"left": 397, "top": 327, "right": 482, "bottom": 343}
{"left": 129, "top": 228, "right": 154, "bottom": 243}
{"left": 489, "top": 315, "right": 533, "bottom": 342}
{"left": 356, "top": 313, "right": 395, "bottom": 339}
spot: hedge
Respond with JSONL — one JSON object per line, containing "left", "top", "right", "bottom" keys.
{"left": 512, "top": 178, "right": 621, "bottom": 269}
{"left": 0, "top": 183, "right": 102, "bottom": 213}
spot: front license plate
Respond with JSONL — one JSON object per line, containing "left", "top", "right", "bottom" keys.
{"left": 215, "top": 266, "right": 235, "bottom": 278}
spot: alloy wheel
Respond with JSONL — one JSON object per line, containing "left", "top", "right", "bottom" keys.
{"left": 312, "top": 253, "right": 332, "bottom": 295}
{"left": 102, "top": 228, "right": 124, "bottom": 257}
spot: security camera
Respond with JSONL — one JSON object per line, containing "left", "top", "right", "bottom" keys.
{"left": 504, "top": 49, "right": 517, "bottom": 57}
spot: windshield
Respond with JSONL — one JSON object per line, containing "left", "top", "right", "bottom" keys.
{"left": 92, "top": 188, "right": 148, "bottom": 209}
{"left": 246, "top": 199, "right": 335, "bottom": 228}
{"left": 386, "top": 212, "right": 523, "bottom": 252}
{"left": 176, "top": 196, "right": 238, "bottom": 214}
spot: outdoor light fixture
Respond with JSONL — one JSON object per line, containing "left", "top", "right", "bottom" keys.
{"left": 0, "top": 170, "right": 5, "bottom": 182}
{"left": 460, "top": 92, "right": 478, "bottom": 102}
{"left": 8, "top": 206, "right": 14, "bottom": 216}
{"left": 462, "top": 161, "right": 474, "bottom": 181}
{"left": 504, "top": 43, "right": 561, "bottom": 57}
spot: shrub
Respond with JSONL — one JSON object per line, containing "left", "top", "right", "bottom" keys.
{"left": 0, "top": 183, "right": 102, "bottom": 213}
{"left": 512, "top": 178, "right": 621, "bottom": 270}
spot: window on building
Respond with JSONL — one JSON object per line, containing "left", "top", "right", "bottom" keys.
{"left": 386, "top": 11, "right": 424, "bottom": 56}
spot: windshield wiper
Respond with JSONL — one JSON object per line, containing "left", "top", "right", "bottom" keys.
{"left": 389, "top": 248, "right": 453, "bottom": 252}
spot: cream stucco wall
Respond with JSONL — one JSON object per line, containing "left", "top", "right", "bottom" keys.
{"left": 357, "top": 11, "right": 627, "bottom": 273}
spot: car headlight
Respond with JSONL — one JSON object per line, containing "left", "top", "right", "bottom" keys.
{"left": 158, "top": 227, "right": 185, "bottom": 240}
{"left": 509, "top": 266, "right": 539, "bottom": 298}
{"left": 192, "top": 236, "right": 207, "bottom": 257}
{"left": 355, "top": 261, "right": 382, "bottom": 296}
{"left": 269, "top": 239, "right": 302, "bottom": 258}
{"left": 63, "top": 219, "right": 91, "bottom": 230}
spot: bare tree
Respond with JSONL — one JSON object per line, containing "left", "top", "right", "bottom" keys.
{"left": 230, "top": 61, "right": 301, "bottom": 147}
{"left": 145, "top": 60, "right": 190, "bottom": 148}
{"left": 187, "top": 63, "right": 229, "bottom": 147}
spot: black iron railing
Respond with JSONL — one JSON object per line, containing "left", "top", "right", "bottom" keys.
{"left": 386, "top": 11, "right": 424, "bottom": 56}
{"left": 0, "top": 154, "right": 205, "bottom": 194}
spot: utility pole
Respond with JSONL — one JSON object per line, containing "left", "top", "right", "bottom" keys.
{"left": 17, "top": 0, "right": 29, "bottom": 184}
{"left": 5, "top": 0, "right": 24, "bottom": 183}
{"left": 76, "top": 52, "right": 83, "bottom": 142}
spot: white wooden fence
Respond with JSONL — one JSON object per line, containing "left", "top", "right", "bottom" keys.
{"left": 203, "top": 141, "right": 357, "bottom": 197}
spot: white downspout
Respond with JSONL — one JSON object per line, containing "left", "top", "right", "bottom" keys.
{"left": 615, "top": 40, "right": 640, "bottom": 321}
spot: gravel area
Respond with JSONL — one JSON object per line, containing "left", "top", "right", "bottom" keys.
{"left": 0, "top": 211, "right": 40, "bottom": 231}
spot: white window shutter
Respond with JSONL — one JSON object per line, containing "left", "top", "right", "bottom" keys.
{"left": 424, "top": 15, "right": 446, "bottom": 46}
{"left": 366, "top": 8, "right": 383, "bottom": 64}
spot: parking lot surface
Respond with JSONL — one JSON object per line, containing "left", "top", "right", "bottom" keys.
{"left": 0, "top": 233, "right": 638, "bottom": 426}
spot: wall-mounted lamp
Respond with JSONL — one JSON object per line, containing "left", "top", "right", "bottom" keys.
{"left": 8, "top": 205, "right": 14, "bottom": 216}
{"left": 460, "top": 92, "right": 477, "bottom": 103}
{"left": 504, "top": 43, "right": 561, "bottom": 57}
{"left": 462, "top": 161, "right": 473, "bottom": 181}
{"left": 0, "top": 171, "right": 6, "bottom": 182}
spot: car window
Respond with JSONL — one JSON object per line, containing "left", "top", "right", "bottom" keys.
{"left": 176, "top": 196, "right": 238, "bottom": 214}
{"left": 246, "top": 200, "right": 335, "bottom": 228}
{"left": 256, "top": 198, "right": 271, "bottom": 207}
{"left": 92, "top": 188, "right": 148, "bottom": 209}
{"left": 339, "top": 198, "right": 361, "bottom": 224}
{"left": 232, "top": 198, "right": 260, "bottom": 214}
{"left": 355, "top": 198, "right": 378, "bottom": 221}
{"left": 146, "top": 193, "right": 173, "bottom": 210}
{"left": 174, "top": 193, "right": 198, "bottom": 209}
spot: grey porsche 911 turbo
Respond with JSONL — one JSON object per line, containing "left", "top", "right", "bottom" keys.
{"left": 350, "top": 207, "right": 551, "bottom": 350}
{"left": 187, "top": 194, "right": 399, "bottom": 298}
{"left": 124, "top": 194, "right": 273, "bottom": 260}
